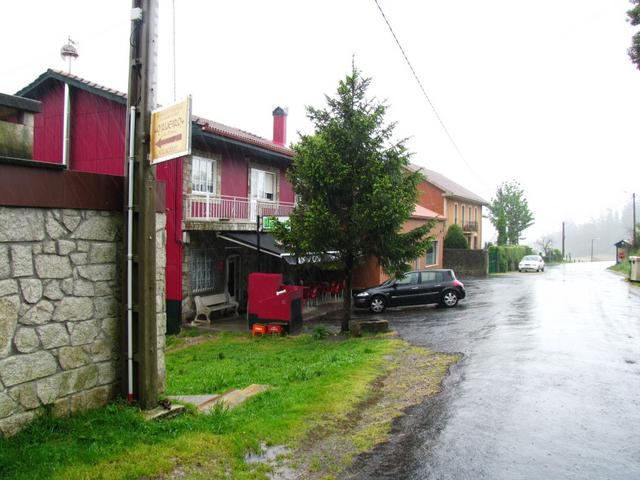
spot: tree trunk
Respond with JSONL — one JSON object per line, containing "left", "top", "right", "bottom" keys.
{"left": 341, "top": 263, "right": 353, "bottom": 333}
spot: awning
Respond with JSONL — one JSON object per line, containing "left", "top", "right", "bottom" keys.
{"left": 217, "top": 232, "right": 338, "bottom": 265}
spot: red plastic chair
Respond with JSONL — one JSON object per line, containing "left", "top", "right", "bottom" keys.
{"left": 267, "top": 324, "right": 284, "bottom": 336}
{"left": 309, "top": 286, "right": 320, "bottom": 306}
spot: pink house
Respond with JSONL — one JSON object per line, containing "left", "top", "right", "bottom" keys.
{"left": 18, "top": 69, "right": 296, "bottom": 329}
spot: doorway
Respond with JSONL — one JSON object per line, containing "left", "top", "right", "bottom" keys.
{"left": 226, "top": 255, "right": 241, "bottom": 303}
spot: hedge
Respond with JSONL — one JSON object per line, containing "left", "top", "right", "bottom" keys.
{"left": 489, "top": 245, "right": 533, "bottom": 272}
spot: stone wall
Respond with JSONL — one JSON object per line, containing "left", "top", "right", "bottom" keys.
{"left": 443, "top": 248, "right": 488, "bottom": 278}
{"left": 0, "top": 207, "right": 166, "bottom": 436}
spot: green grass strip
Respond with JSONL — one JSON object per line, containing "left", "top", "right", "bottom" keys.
{"left": 0, "top": 333, "right": 400, "bottom": 480}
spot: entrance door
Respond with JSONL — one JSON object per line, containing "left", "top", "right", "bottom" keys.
{"left": 226, "top": 255, "right": 241, "bottom": 303}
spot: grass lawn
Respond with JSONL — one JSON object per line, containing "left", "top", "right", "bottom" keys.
{"left": 0, "top": 332, "right": 410, "bottom": 480}
{"left": 609, "top": 262, "right": 629, "bottom": 275}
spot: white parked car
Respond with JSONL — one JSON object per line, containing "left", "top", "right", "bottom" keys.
{"left": 519, "top": 255, "right": 545, "bottom": 272}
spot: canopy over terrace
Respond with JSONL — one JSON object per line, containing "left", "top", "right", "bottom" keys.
{"left": 217, "top": 232, "right": 337, "bottom": 265}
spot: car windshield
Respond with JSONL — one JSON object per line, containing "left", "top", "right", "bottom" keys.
{"left": 522, "top": 255, "right": 539, "bottom": 261}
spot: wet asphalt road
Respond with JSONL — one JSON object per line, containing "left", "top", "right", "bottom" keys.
{"left": 347, "top": 262, "right": 640, "bottom": 479}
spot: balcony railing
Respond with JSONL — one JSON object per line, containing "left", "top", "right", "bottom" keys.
{"left": 185, "top": 194, "right": 295, "bottom": 222}
{"left": 462, "top": 221, "right": 479, "bottom": 232}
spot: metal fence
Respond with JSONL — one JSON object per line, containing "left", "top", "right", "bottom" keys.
{"left": 185, "top": 194, "right": 295, "bottom": 222}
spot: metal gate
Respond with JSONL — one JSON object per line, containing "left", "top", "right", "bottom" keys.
{"left": 488, "top": 248, "right": 499, "bottom": 273}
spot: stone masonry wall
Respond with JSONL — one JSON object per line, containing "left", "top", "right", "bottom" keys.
{"left": 443, "top": 248, "right": 488, "bottom": 278}
{"left": 0, "top": 207, "right": 166, "bottom": 436}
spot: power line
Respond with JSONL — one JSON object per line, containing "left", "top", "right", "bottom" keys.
{"left": 372, "top": 0, "right": 482, "bottom": 182}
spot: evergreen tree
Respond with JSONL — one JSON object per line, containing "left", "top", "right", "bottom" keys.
{"left": 489, "top": 181, "right": 534, "bottom": 245}
{"left": 627, "top": 1, "right": 640, "bottom": 69}
{"left": 273, "top": 67, "right": 432, "bottom": 332}
{"left": 444, "top": 224, "right": 469, "bottom": 249}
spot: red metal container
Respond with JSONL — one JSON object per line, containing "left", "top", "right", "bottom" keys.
{"left": 248, "top": 273, "right": 303, "bottom": 332}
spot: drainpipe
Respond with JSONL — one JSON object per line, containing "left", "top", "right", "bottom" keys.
{"left": 126, "top": 106, "right": 136, "bottom": 402}
{"left": 62, "top": 83, "right": 71, "bottom": 168}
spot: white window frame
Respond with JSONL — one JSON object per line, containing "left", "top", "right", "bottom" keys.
{"left": 250, "top": 168, "right": 276, "bottom": 202}
{"left": 454, "top": 203, "right": 458, "bottom": 224}
{"left": 190, "top": 248, "right": 216, "bottom": 294}
{"left": 426, "top": 240, "right": 438, "bottom": 266}
{"left": 462, "top": 205, "right": 466, "bottom": 226}
{"left": 191, "top": 156, "right": 217, "bottom": 195}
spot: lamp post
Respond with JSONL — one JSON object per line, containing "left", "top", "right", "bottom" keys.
{"left": 591, "top": 238, "right": 599, "bottom": 262}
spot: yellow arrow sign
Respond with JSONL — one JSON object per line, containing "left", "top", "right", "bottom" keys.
{"left": 150, "top": 96, "right": 192, "bottom": 165}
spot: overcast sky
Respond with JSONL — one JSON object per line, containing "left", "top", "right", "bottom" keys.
{"left": 2, "top": 1, "right": 639, "bottom": 244}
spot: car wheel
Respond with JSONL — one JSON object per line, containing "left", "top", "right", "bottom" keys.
{"left": 369, "top": 295, "right": 386, "bottom": 313}
{"left": 542, "top": 266, "right": 545, "bottom": 272}
{"left": 441, "top": 290, "right": 459, "bottom": 308}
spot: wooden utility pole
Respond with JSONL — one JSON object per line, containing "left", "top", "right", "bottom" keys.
{"left": 123, "top": 0, "right": 158, "bottom": 409}
{"left": 562, "top": 221, "right": 565, "bottom": 260}
{"left": 633, "top": 193, "right": 637, "bottom": 249}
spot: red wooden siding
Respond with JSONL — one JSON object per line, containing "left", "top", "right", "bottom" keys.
{"left": 69, "top": 89, "right": 126, "bottom": 175}
{"left": 31, "top": 84, "right": 126, "bottom": 174}
{"left": 32, "top": 82, "right": 64, "bottom": 164}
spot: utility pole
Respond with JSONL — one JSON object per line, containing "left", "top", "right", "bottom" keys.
{"left": 633, "top": 193, "right": 637, "bottom": 249}
{"left": 122, "top": 0, "right": 158, "bottom": 409}
{"left": 562, "top": 221, "right": 565, "bottom": 261}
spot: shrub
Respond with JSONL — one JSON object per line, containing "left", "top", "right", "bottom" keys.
{"left": 444, "top": 224, "right": 469, "bottom": 249}
{"left": 489, "top": 245, "right": 533, "bottom": 272}
{"left": 312, "top": 325, "right": 331, "bottom": 340}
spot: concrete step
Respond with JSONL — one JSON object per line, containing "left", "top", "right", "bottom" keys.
{"left": 169, "top": 384, "right": 269, "bottom": 412}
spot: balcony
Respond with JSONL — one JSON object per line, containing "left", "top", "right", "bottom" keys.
{"left": 462, "top": 221, "right": 478, "bottom": 232}
{"left": 184, "top": 194, "right": 295, "bottom": 230}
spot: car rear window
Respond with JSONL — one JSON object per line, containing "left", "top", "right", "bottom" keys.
{"left": 421, "top": 271, "right": 436, "bottom": 283}
{"left": 420, "top": 271, "right": 446, "bottom": 283}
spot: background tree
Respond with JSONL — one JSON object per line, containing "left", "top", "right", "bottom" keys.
{"left": 273, "top": 67, "right": 432, "bottom": 332}
{"left": 536, "top": 236, "right": 554, "bottom": 259}
{"left": 444, "top": 224, "right": 469, "bottom": 249}
{"left": 489, "top": 181, "right": 534, "bottom": 245}
{"left": 627, "top": 1, "right": 640, "bottom": 69}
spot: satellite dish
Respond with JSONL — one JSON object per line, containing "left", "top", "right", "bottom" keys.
{"left": 60, "top": 37, "right": 78, "bottom": 73}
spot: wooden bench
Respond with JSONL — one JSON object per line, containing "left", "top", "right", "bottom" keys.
{"left": 192, "top": 292, "right": 239, "bottom": 324}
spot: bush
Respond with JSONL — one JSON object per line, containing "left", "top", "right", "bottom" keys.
{"left": 489, "top": 245, "right": 533, "bottom": 272}
{"left": 312, "top": 325, "right": 331, "bottom": 340}
{"left": 444, "top": 224, "right": 468, "bottom": 249}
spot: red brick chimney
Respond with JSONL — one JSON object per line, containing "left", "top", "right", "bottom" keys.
{"left": 272, "top": 107, "right": 287, "bottom": 146}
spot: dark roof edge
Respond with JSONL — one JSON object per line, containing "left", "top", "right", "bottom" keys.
{"left": 17, "top": 69, "right": 127, "bottom": 105}
{"left": 0, "top": 93, "right": 42, "bottom": 113}
{"left": 0, "top": 156, "right": 66, "bottom": 170}
{"left": 194, "top": 128, "right": 293, "bottom": 162}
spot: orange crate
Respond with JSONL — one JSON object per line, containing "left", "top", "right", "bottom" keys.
{"left": 252, "top": 323, "right": 267, "bottom": 336}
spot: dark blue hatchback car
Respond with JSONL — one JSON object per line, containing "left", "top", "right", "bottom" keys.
{"left": 353, "top": 269, "right": 466, "bottom": 313}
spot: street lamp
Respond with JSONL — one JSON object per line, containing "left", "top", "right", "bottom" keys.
{"left": 591, "top": 238, "right": 599, "bottom": 262}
